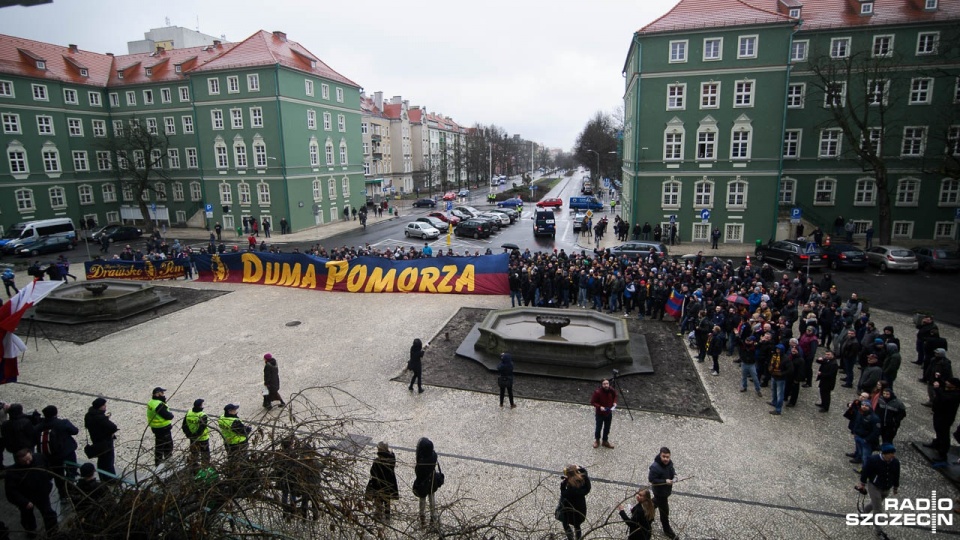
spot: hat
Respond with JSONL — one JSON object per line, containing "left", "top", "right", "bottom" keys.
{"left": 152, "top": 387, "right": 166, "bottom": 394}
{"left": 41, "top": 405, "right": 57, "bottom": 418}
{"left": 264, "top": 353, "right": 273, "bottom": 360}
{"left": 935, "top": 348, "right": 947, "bottom": 356}
{"left": 874, "top": 338, "right": 884, "bottom": 344}
{"left": 79, "top": 463, "right": 96, "bottom": 478}
{"left": 776, "top": 344, "right": 786, "bottom": 351}
{"left": 193, "top": 399, "right": 205, "bottom": 408}
{"left": 224, "top": 403, "right": 240, "bottom": 412}
{"left": 92, "top": 397, "right": 107, "bottom": 408}
{"left": 880, "top": 443, "right": 896, "bottom": 454}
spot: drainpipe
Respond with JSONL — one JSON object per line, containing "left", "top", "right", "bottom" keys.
{"left": 773, "top": 20, "right": 804, "bottom": 243}
{"left": 274, "top": 64, "right": 292, "bottom": 230}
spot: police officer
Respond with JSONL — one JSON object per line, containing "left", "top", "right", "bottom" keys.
{"left": 146, "top": 387, "right": 174, "bottom": 466}
{"left": 219, "top": 404, "right": 252, "bottom": 464}
{"left": 183, "top": 399, "right": 210, "bottom": 469}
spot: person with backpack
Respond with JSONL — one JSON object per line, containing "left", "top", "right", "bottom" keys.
{"left": 182, "top": 399, "right": 210, "bottom": 470}
{"left": 35, "top": 406, "right": 78, "bottom": 500}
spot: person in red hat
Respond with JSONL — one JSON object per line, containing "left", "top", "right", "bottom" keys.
{"left": 262, "top": 354, "right": 286, "bottom": 409}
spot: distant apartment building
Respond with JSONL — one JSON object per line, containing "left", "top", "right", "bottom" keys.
{"left": 127, "top": 25, "right": 222, "bottom": 54}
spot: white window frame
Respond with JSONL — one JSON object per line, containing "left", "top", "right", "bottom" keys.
{"left": 726, "top": 179, "right": 748, "bottom": 209}
{"left": 179, "top": 86, "right": 190, "bottom": 102}
{"left": 164, "top": 117, "right": 176, "bottom": 135}
{"left": 819, "top": 129, "right": 842, "bottom": 158}
{"left": 783, "top": 129, "right": 801, "bottom": 159}
{"left": 258, "top": 182, "right": 271, "bottom": 205}
{"left": 895, "top": 177, "right": 920, "bottom": 207}
{"left": 336, "top": 88, "right": 344, "bottom": 103}
{"left": 214, "top": 142, "right": 228, "bottom": 169}
{"left": 323, "top": 112, "right": 331, "bottom": 131}
{"left": 692, "top": 223, "right": 710, "bottom": 242}
{"left": 253, "top": 140, "right": 267, "bottom": 169}
{"left": 307, "top": 110, "right": 317, "bottom": 130}
{"left": 724, "top": 223, "right": 744, "bottom": 243}
{"left": 208, "top": 78, "right": 220, "bottom": 95}
{"left": 172, "top": 182, "right": 184, "bottom": 202}
{"left": 186, "top": 148, "right": 198, "bottom": 169}
{"left": 938, "top": 179, "right": 959, "bottom": 206}
{"left": 251, "top": 107, "right": 263, "bottom": 128}
{"left": 703, "top": 38, "right": 722, "bottom": 61}
{"left": 861, "top": 1, "right": 874, "bottom": 15}
{"left": 6, "top": 145, "right": 26, "bottom": 178}
{"left": 663, "top": 119, "right": 684, "bottom": 161}
{"left": 947, "top": 126, "right": 960, "bottom": 157}
{"left": 309, "top": 139, "right": 320, "bottom": 167}
{"left": 779, "top": 177, "right": 796, "bottom": 205}
{"left": 313, "top": 178, "right": 323, "bottom": 201}
{"left": 669, "top": 40, "right": 688, "bottom": 63}
{"left": 219, "top": 183, "right": 232, "bottom": 204}
{"left": 0, "top": 80, "right": 13, "bottom": 98}
{"left": 339, "top": 141, "right": 348, "bottom": 165}
{"left": 15, "top": 188, "right": 35, "bottom": 212}
{"left": 238, "top": 182, "right": 251, "bottom": 205}
{"left": 325, "top": 142, "right": 334, "bottom": 165}
{"left": 321, "top": 84, "right": 330, "bottom": 100}
{"left": 96, "top": 151, "right": 111, "bottom": 171}
{"left": 72, "top": 150, "right": 88, "bottom": 171}
{"left": 901, "top": 126, "right": 926, "bottom": 157}
{"left": 814, "top": 177, "right": 837, "bottom": 205}
{"left": 830, "top": 37, "right": 851, "bottom": 59}
{"left": 63, "top": 88, "right": 78, "bottom": 104}
{"left": 142, "top": 89, "right": 154, "bottom": 105}
{"left": 182, "top": 116, "right": 194, "bottom": 134}
{"left": 42, "top": 145, "right": 61, "bottom": 173}
{"left": 733, "top": 80, "right": 754, "bottom": 107}
{"left": 88, "top": 91, "right": 101, "bottom": 107}
{"left": 328, "top": 178, "right": 337, "bottom": 200}
{"left": 2, "top": 112, "right": 20, "bottom": 134}
{"left": 145, "top": 118, "right": 157, "bottom": 135}
{"left": 305, "top": 80, "right": 315, "bottom": 96}
{"left": 92, "top": 119, "right": 106, "bottom": 137}
{"left": 101, "top": 183, "right": 116, "bottom": 202}
{"left": 48, "top": 186, "right": 66, "bottom": 209}
{"left": 892, "top": 221, "right": 914, "bottom": 239}
{"left": 32, "top": 84, "right": 48, "bottom": 101}
{"left": 737, "top": 35, "right": 758, "bottom": 59}
{"left": 662, "top": 180, "right": 681, "bottom": 209}
{"left": 160, "top": 88, "right": 172, "bottom": 103}
{"left": 212, "top": 109, "right": 224, "bottom": 130}
{"left": 247, "top": 74, "right": 260, "bottom": 92}
{"left": 791, "top": 40, "right": 809, "bottom": 62}
{"left": 667, "top": 83, "right": 686, "bottom": 110}
{"left": 854, "top": 178, "right": 877, "bottom": 206}
{"left": 909, "top": 78, "right": 933, "bottom": 104}
{"left": 917, "top": 31, "right": 939, "bottom": 55}
{"left": 863, "top": 127, "right": 883, "bottom": 156}
{"left": 697, "top": 117, "right": 718, "bottom": 161}
{"left": 872, "top": 34, "right": 894, "bottom": 58}
{"left": 168, "top": 148, "right": 181, "bottom": 169}
{"left": 227, "top": 75, "right": 240, "bottom": 94}
{"left": 341, "top": 176, "right": 350, "bottom": 197}
{"left": 867, "top": 79, "right": 889, "bottom": 106}
{"left": 234, "top": 141, "right": 248, "bottom": 169}
{"left": 824, "top": 81, "right": 847, "bottom": 108}
{"left": 730, "top": 121, "right": 752, "bottom": 160}
{"left": 787, "top": 83, "right": 805, "bottom": 108}
{"left": 231, "top": 108, "right": 243, "bottom": 129}
{"left": 338, "top": 114, "right": 346, "bottom": 132}
{"left": 125, "top": 91, "right": 136, "bottom": 106}
{"left": 37, "top": 115, "right": 54, "bottom": 135}
{"left": 934, "top": 222, "right": 955, "bottom": 239}
{"left": 190, "top": 181, "right": 202, "bottom": 201}
{"left": 693, "top": 179, "right": 714, "bottom": 208}
{"left": 700, "top": 82, "right": 719, "bottom": 109}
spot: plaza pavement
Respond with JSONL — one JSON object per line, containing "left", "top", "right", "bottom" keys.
{"left": 0, "top": 215, "right": 956, "bottom": 539}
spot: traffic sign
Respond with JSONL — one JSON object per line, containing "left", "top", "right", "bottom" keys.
{"left": 205, "top": 203, "right": 213, "bottom": 212}
{"left": 700, "top": 209, "right": 711, "bottom": 222}
{"left": 669, "top": 215, "right": 677, "bottom": 224}
{"left": 151, "top": 203, "right": 157, "bottom": 212}
{"left": 805, "top": 242, "right": 819, "bottom": 255}
{"left": 446, "top": 201, "right": 453, "bottom": 211}
{"left": 790, "top": 207, "right": 802, "bottom": 225}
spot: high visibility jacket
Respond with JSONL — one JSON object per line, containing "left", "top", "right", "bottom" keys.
{"left": 219, "top": 416, "right": 247, "bottom": 446}
{"left": 146, "top": 399, "right": 172, "bottom": 429}
{"left": 184, "top": 410, "right": 209, "bottom": 442}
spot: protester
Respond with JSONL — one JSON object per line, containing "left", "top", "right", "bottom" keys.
{"left": 497, "top": 352, "right": 516, "bottom": 408}
{"left": 412, "top": 437, "right": 440, "bottom": 527}
{"left": 648, "top": 447, "right": 678, "bottom": 539}
{"left": 590, "top": 379, "right": 617, "bottom": 449}
{"left": 408, "top": 338, "right": 426, "bottom": 393}
{"left": 558, "top": 464, "right": 591, "bottom": 540}
{"left": 262, "top": 354, "right": 286, "bottom": 409}
{"left": 5, "top": 449, "right": 58, "bottom": 536}
{"left": 84, "top": 398, "right": 118, "bottom": 482}
{"left": 35, "top": 405, "right": 79, "bottom": 500}
{"left": 365, "top": 441, "right": 399, "bottom": 521}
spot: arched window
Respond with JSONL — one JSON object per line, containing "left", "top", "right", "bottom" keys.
{"left": 309, "top": 136, "right": 320, "bottom": 167}
{"left": 312, "top": 178, "right": 323, "bottom": 201}
{"left": 895, "top": 178, "right": 919, "bottom": 207}
{"left": 726, "top": 179, "right": 747, "bottom": 209}
{"left": 814, "top": 177, "right": 836, "bottom": 205}
{"left": 328, "top": 178, "right": 337, "bottom": 200}
{"left": 341, "top": 176, "right": 350, "bottom": 197}
{"left": 778, "top": 177, "right": 796, "bottom": 205}
{"left": 238, "top": 182, "right": 251, "bottom": 205}
{"left": 339, "top": 139, "right": 348, "bottom": 165}
{"left": 693, "top": 178, "right": 714, "bottom": 207}
{"left": 219, "top": 182, "right": 233, "bottom": 204}
{"left": 253, "top": 135, "right": 267, "bottom": 169}
{"left": 78, "top": 184, "right": 94, "bottom": 205}
{"left": 663, "top": 117, "right": 684, "bottom": 161}
{"left": 729, "top": 114, "right": 752, "bottom": 160}
{"left": 257, "top": 182, "right": 271, "bottom": 205}
{"left": 102, "top": 184, "right": 117, "bottom": 203}
{"left": 696, "top": 116, "right": 718, "bottom": 161}
{"left": 233, "top": 135, "right": 247, "bottom": 169}
{"left": 214, "top": 137, "right": 228, "bottom": 169}
{"left": 325, "top": 139, "right": 334, "bottom": 165}
{"left": 15, "top": 187, "right": 34, "bottom": 212}
{"left": 190, "top": 181, "right": 202, "bottom": 202}
{"left": 661, "top": 179, "right": 681, "bottom": 209}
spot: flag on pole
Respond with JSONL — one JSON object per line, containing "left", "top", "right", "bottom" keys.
{"left": 665, "top": 288, "right": 683, "bottom": 318}
{"left": 0, "top": 279, "right": 63, "bottom": 384}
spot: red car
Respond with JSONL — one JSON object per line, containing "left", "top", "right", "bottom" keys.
{"left": 427, "top": 211, "right": 460, "bottom": 225}
{"left": 442, "top": 191, "right": 457, "bottom": 201}
{"left": 536, "top": 197, "right": 563, "bottom": 208}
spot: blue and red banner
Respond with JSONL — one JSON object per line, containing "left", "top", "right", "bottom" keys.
{"left": 194, "top": 252, "right": 509, "bottom": 295}
{"left": 665, "top": 288, "right": 683, "bottom": 318}
{"left": 84, "top": 259, "right": 189, "bottom": 281}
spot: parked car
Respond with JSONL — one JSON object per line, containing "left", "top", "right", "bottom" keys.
{"left": 609, "top": 241, "right": 669, "bottom": 260}
{"left": 416, "top": 216, "right": 450, "bottom": 231}
{"left": 485, "top": 208, "right": 516, "bottom": 224}
{"left": 451, "top": 209, "right": 473, "bottom": 221}
{"left": 16, "top": 236, "right": 75, "bottom": 257}
{"left": 755, "top": 240, "right": 826, "bottom": 271}
{"left": 454, "top": 219, "right": 492, "bottom": 239}
{"left": 427, "top": 212, "right": 460, "bottom": 225}
{"left": 458, "top": 189, "right": 470, "bottom": 197}
{"left": 479, "top": 212, "right": 510, "bottom": 227}
{"left": 821, "top": 243, "right": 867, "bottom": 271}
{"left": 470, "top": 214, "right": 501, "bottom": 231}
{"left": 496, "top": 197, "right": 523, "bottom": 208}
{"left": 865, "top": 245, "right": 918, "bottom": 272}
{"left": 453, "top": 206, "right": 481, "bottom": 217}
{"left": 91, "top": 225, "right": 143, "bottom": 243}
{"left": 412, "top": 198, "right": 437, "bottom": 208}
{"left": 404, "top": 221, "right": 440, "bottom": 240}
{"left": 573, "top": 212, "right": 586, "bottom": 233}
{"left": 536, "top": 197, "right": 562, "bottom": 208}
{"left": 442, "top": 191, "right": 457, "bottom": 201}
{"left": 912, "top": 246, "right": 960, "bottom": 272}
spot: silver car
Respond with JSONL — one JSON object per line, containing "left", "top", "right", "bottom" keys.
{"left": 404, "top": 222, "right": 440, "bottom": 240}
{"left": 864, "top": 245, "right": 918, "bottom": 272}
{"left": 479, "top": 212, "right": 510, "bottom": 227}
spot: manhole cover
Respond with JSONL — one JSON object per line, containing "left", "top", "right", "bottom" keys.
{"left": 285, "top": 321, "right": 302, "bottom": 327}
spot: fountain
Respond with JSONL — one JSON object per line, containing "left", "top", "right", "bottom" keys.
{"left": 30, "top": 280, "right": 176, "bottom": 324}
{"left": 456, "top": 307, "right": 653, "bottom": 380}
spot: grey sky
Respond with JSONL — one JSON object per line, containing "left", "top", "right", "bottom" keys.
{"left": 0, "top": 0, "right": 671, "bottom": 150}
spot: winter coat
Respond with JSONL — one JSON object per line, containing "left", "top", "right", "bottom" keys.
{"left": 559, "top": 468, "right": 592, "bottom": 526}
{"left": 408, "top": 342, "right": 425, "bottom": 374}
{"left": 858, "top": 366, "right": 883, "bottom": 394}
{"left": 590, "top": 386, "right": 617, "bottom": 417}
{"left": 648, "top": 454, "right": 676, "bottom": 499}
{"left": 84, "top": 407, "right": 118, "bottom": 450}
{"left": 816, "top": 357, "right": 839, "bottom": 391}
{"left": 876, "top": 394, "right": 906, "bottom": 431}
{"left": 882, "top": 349, "right": 901, "bottom": 385}
{"left": 263, "top": 360, "right": 280, "bottom": 392}
{"left": 412, "top": 438, "right": 439, "bottom": 498}
{"left": 0, "top": 405, "right": 36, "bottom": 454}
{"left": 365, "top": 449, "right": 400, "bottom": 501}
{"left": 497, "top": 357, "right": 515, "bottom": 388}
{"left": 852, "top": 410, "right": 881, "bottom": 444}
{"left": 34, "top": 417, "right": 79, "bottom": 459}
{"left": 619, "top": 503, "right": 653, "bottom": 540}
{"left": 4, "top": 453, "right": 53, "bottom": 509}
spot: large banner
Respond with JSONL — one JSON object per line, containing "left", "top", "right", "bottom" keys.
{"left": 84, "top": 259, "right": 189, "bottom": 281}
{"left": 194, "top": 252, "right": 509, "bottom": 295}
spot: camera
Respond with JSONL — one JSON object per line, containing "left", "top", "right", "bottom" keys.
{"left": 612, "top": 369, "right": 619, "bottom": 376}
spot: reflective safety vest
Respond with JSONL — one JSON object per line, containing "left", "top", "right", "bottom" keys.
{"left": 184, "top": 410, "right": 209, "bottom": 442}
{"left": 219, "top": 416, "right": 247, "bottom": 446}
{"left": 146, "top": 399, "right": 172, "bottom": 429}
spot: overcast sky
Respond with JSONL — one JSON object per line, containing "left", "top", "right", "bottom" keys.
{"left": 1, "top": 0, "right": 672, "bottom": 150}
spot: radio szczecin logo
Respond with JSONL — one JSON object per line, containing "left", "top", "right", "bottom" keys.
{"left": 847, "top": 492, "right": 953, "bottom": 533}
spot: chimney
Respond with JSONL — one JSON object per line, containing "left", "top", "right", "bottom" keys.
{"left": 155, "top": 45, "right": 165, "bottom": 55}
{"left": 273, "top": 31, "right": 287, "bottom": 42}
{"left": 213, "top": 40, "right": 221, "bottom": 48}
{"left": 106, "top": 52, "right": 114, "bottom": 56}
{"left": 374, "top": 91, "right": 383, "bottom": 110}
{"left": 68, "top": 44, "right": 78, "bottom": 53}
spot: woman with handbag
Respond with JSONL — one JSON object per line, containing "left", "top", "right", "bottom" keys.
{"left": 412, "top": 437, "right": 441, "bottom": 527}
{"left": 497, "top": 353, "right": 516, "bottom": 408}
{"left": 558, "top": 464, "right": 591, "bottom": 540}
{"left": 408, "top": 339, "right": 426, "bottom": 394}
{"left": 83, "top": 398, "right": 118, "bottom": 482}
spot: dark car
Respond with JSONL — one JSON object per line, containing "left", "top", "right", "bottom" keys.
{"left": 416, "top": 216, "right": 450, "bottom": 231}
{"left": 608, "top": 241, "right": 669, "bottom": 260}
{"left": 16, "top": 236, "right": 75, "bottom": 257}
{"left": 454, "top": 219, "right": 492, "bottom": 239}
{"left": 821, "top": 243, "right": 867, "bottom": 271}
{"left": 91, "top": 225, "right": 143, "bottom": 243}
{"left": 755, "top": 240, "right": 826, "bottom": 271}
{"left": 427, "top": 211, "right": 460, "bottom": 225}
{"left": 412, "top": 198, "right": 437, "bottom": 208}
{"left": 913, "top": 246, "right": 960, "bottom": 272}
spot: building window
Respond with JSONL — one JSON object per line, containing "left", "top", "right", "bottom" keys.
{"left": 215, "top": 142, "right": 228, "bottom": 169}
{"left": 336, "top": 88, "right": 344, "bottom": 103}
{"left": 32, "top": 84, "right": 48, "bottom": 101}
{"left": 305, "top": 80, "right": 314, "bottom": 96}
{"left": 219, "top": 183, "right": 232, "bottom": 204}
{"left": 90, "top": 119, "right": 105, "bottom": 137}
{"left": 700, "top": 82, "right": 719, "bottom": 109}
{"left": 819, "top": 129, "right": 842, "bottom": 157}
{"left": 253, "top": 141, "right": 267, "bottom": 168}
{"left": 121, "top": 185, "right": 133, "bottom": 202}
{"left": 734, "top": 80, "right": 754, "bottom": 107}
{"left": 212, "top": 110, "right": 224, "bottom": 130}
{"left": 830, "top": 37, "right": 851, "bottom": 58}
{"left": 125, "top": 91, "right": 136, "bottom": 106}
{"left": 67, "top": 118, "right": 83, "bottom": 136}
{"left": 730, "top": 127, "right": 751, "bottom": 160}
{"left": 737, "top": 35, "right": 757, "bottom": 59}
{"left": 2, "top": 113, "right": 20, "bottom": 134}
{"left": 15, "top": 188, "right": 35, "bottom": 211}
{"left": 926, "top": 0, "right": 938, "bottom": 8}
{"left": 814, "top": 178, "right": 836, "bottom": 205}
{"left": 96, "top": 151, "right": 111, "bottom": 171}
{"left": 133, "top": 150, "right": 145, "bottom": 169}
{"left": 787, "top": 83, "right": 804, "bottom": 108}
{"left": 172, "top": 182, "right": 184, "bottom": 202}
{"left": 168, "top": 148, "right": 180, "bottom": 169}
{"left": 323, "top": 112, "right": 331, "bottom": 131}
{"left": 946, "top": 126, "right": 960, "bottom": 156}
{"left": 339, "top": 141, "right": 348, "bottom": 165}
{"left": 88, "top": 91, "right": 101, "bottom": 106}
{"left": 143, "top": 89, "right": 154, "bottom": 104}
{"left": 251, "top": 107, "right": 263, "bottom": 128}
{"left": 703, "top": 38, "right": 722, "bottom": 60}
{"left": 42, "top": 147, "right": 61, "bottom": 173}
{"left": 724, "top": 223, "right": 744, "bottom": 243}
{"left": 179, "top": 87, "right": 190, "bottom": 102}
{"left": 229, "top": 108, "right": 243, "bottom": 129}
{"left": 238, "top": 182, "right": 251, "bottom": 205}
{"left": 664, "top": 128, "right": 684, "bottom": 161}
{"left": 917, "top": 32, "right": 939, "bottom": 55}
{"left": 779, "top": 177, "right": 796, "bottom": 205}
{"left": 694, "top": 179, "right": 714, "bottom": 207}
{"left": 155, "top": 182, "right": 166, "bottom": 201}
{"left": 248, "top": 74, "right": 260, "bottom": 92}
{"left": 901, "top": 127, "right": 926, "bottom": 156}
{"left": 48, "top": 186, "right": 66, "bottom": 208}
{"left": 63, "top": 88, "right": 78, "bottom": 104}
{"left": 867, "top": 79, "right": 889, "bottom": 106}
{"left": 363, "top": 162, "right": 371, "bottom": 175}
{"left": 309, "top": 140, "right": 320, "bottom": 166}
{"left": 72, "top": 150, "right": 88, "bottom": 171}
{"left": 361, "top": 122, "right": 368, "bottom": 134}
{"left": 667, "top": 84, "right": 685, "bottom": 110}
{"left": 825, "top": 81, "right": 846, "bottom": 108}
{"left": 313, "top": 178, "right": 323, "bottom": 201}
{"left": 105, "top": 211, "right": 119, "bottom": 223}
{"left": 854, "top": 178, "right": 876, "bottom": 205}
{"left": 7, "top": 145, "right": 27, "bottom": 174}
{"left": 258, "top": 183, "right": 271, "bottom": 205}
{"left": 872, "top": 35, "right": 894, "bottom": 58}
{"left": 892, "top": 221, "right": 913, "bottom": 238}
{"left": 783, "top": 130, "right": 801, "bottom": 158}
{"left": 692, "top": 223, "right": 710, "bottom": 242}
{"left": 0, "top": 80, "right": 13, "bottom": 97}
{"left": 146, "top": 118, "right": 157, "bottom": 135}
{"left": 37, "top": 115, "right": 54, "bottom": 135}
{"left": 183, "top": 116, "right": 194, "bottom": 134}
{"left": 190, "top": 181, "right": 202, "bottom": 201}
{"left": 227, "top": 76, "right": 240, "bottom": 93}
{"left": 186, "top": 148, "right": 198, "bottom": 169}
{"left": 935, "top": 222, "right": 955, "bottom": 238}
{"left": 791, "top": 40, "right": 808, "bottom": 62}
{"left": 669, "top": 40, "right": 688, "bottom": 62}
{"left": 896, "top": 178, "right": 919, "bottom": 206}
{"left": 662, "top": 180, "right": 681, "bottom": 208}
{"left": 321, "top": 84, "right": 330, "bottom": 100}
{"left": 325, "top": 142, "right": 334, "bottom": 165}
{"left": 863, "top": 128, "right": 883, "bottom": 155}
{"left": 328, "top": 178, "right": 337, "bottom": 200}
{"left": 161, "top": 88, "right": 172, "bottom": 103}
{"left": 338, "top": 114, "right": 346, "bottom": 132}
{"left": 341, "top": 177, "right": 350, "bottom": 197}
{"left": 101, "top": 184, "right": 116, "bottom": 202}
{"left": 727, "top": 180, "right": 747, "bottom": 209}
{"left": 909, "top": 78, "right": 933, "bottom": 104}
{"left": 208, "top": 78, "right": 220, "bottom": 95}
{"left": 164, "top": 117, "right": 176, "bottom": 135}
{"left": 861, "top": 1, "right": 874, "bottom": 14}
{"left": 307, "top": 110, "right": 317, "bottom": 130}
{"left": 234, "top": 141, "right": 247, "bottom": 169}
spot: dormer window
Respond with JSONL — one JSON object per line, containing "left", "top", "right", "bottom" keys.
{"left": 789, "top": 8, "right": 801, "bottom": 17}
{"left": 36, "top": 60, "right": 46, "bottom": 70}
{"left": 145, "top": 67, "right": 153, "bottom": 77}
{"left": 175, "top": 64, "right": 182, "bottom": 73}
{"left": 117, "top": 70, "right": 124, "bottom": 79}
{"left": 79, "top": 68, "right": 88, "bottom": 77}
{"left": 925, "top": 0, "right": 938, "bottom": 9}
{"left": 310, "top": 60, "right": 317, "bottom": 69}
{"left": 861, "top": 1, "right": 874, "bottom": 15}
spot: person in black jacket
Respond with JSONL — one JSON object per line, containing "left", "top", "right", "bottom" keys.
{"left": 365, "top": 441, "right": 399, "bottom": 521}
{"left": 618, "top": 488, "right": 655, "bottom": 540}
{"left": 497, "top": 353, "right": 516, "bottom": 408}
{"left": 857, "top": 444, "right": 899, "bottom": 518}
{"left": 648, "top": 447, "right": 678, "bottom": 539}
{"left": 926, "top": 377, "right": 960, "bottom": 461}
{"left": 262, "top": 354, "right": 286, "bottom": 409}
{"left": 35, "top": 405, "right": 79, "bottom": 500}
{"left": 559, "top": 464, "right": 591, "bottom": 540}
{"left": 83, "top": 398, "right": 118, "bottom": 482}
{"left": 815, "top": 351, "right": 839, "bottom": 412}
{"left": 412, "top": 437, "right": 439, "bottom": 527}
{"left": 1, "top": 404, "right": 36, "bottom": 461}
{"left": 5, "top": 449, "right": 57, "bottom": 536}
{"left": 408, "top": 339, "right": 426, "bottom": 393}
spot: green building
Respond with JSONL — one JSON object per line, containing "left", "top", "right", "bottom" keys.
{"left": 622, "top": 0, "right": 960, "bottom": 245}
{"left": 0, "top": 30, "right": 364, "bottom": 236}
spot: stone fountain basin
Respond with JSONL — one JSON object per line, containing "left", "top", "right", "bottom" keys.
{"left": 457, "top": 307, "right": 653, "bottom": 380}
{"left": 30, "top": 280, "right": 176, "bottom": 325}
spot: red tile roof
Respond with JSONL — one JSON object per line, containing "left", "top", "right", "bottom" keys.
{"left": 106, "top": 44, "right": 235, "bottom": 86}
{"left": 0, "top": 33, "right": 115, "bottom": 86}
{"left": 382, "top": 103, "right": 402, "bottom": 120}
{"left": 189, "top": 30, "right": 359, "bottom": 88}
{"left": 360, "top": 95, "right": 382, "bottom": 116}
{"left": 408, "top": 108, "right": 423, "bottom": 124}
{"left": 639, "top": 0, "right": 790, "bottom": 34}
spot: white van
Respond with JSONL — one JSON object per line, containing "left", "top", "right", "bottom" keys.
{"left": 0, "top": 218, "right": 76, "bottom": 252}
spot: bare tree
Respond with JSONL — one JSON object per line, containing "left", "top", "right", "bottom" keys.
{"left": 101, "top": 117, "right": 171, "bottom": 234}
{"left": 575, "top": 112, "right": 620, "bottom": 183}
